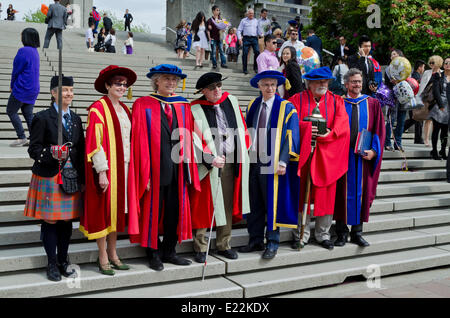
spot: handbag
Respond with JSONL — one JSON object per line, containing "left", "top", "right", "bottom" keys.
{"left": 60, "top": 166, "right": 79, "bottom": 194}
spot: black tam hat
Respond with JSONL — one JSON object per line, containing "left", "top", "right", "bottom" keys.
{"left": 50, "top": 75, "right": 74, "bottom": 90}
{"left": 194, "top": 72, "right": 228, "bottom": 94}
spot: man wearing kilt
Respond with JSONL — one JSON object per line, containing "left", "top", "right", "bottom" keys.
{"left": 24, "top": 76, "right": 85, "bottom": 282}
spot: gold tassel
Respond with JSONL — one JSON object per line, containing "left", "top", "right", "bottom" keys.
{"left": 127, "top": 87, "right": 133, "bottom": 100}
{"left": 285, "top": 79, "right": 292, "bottom": 91}
{"left": 182, "top": 78, "right": 186, "bottom": 92}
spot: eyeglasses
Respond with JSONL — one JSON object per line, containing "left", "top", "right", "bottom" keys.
{"left": 349, "top": 80, "right": 363, "bottom": 84}
{"left": 445, "top": 62, "right": 450, "bottom": 65}
{"left": 113, "top": 82, "right": 128, "bottom": 88}
{"left": 429, "top": 61, "right": 435, "bottom": 65}
{"left": 206, "top": 82, "right": 222, "bottom": 90}
{"left": 291, "top": 32, "right": 298, "bottom": 35}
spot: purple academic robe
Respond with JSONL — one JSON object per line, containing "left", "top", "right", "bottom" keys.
{"left": 334, "top": 95, "right": 385, "bottom": 225}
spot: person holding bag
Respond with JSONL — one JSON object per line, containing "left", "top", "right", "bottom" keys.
{"left": 80, "top": 65, "right": 137, "bottom": 276}
{"left": 24, "top": 75, "right": 85, "bottom": 282}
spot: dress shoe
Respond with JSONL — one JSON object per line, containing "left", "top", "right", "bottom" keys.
{"left": 291, "top": 240, "right": 301, "bottom": 250}
{"left": 217, "top": 249, "right": 238, "bottom": 259}
{"left": 319, "top": 239, "right": 334, "bottom": 250}
{"left": 148, "top": 254, "right": 164, "bottom": 271}
{"left": 58, "top": 261, "right": 77, "bottom": 278}
{"left": 350, "top": 235, "right": 370, "bottom": 247}
{"left": 97, "top": 258, "right": 115, "bottom": 276}
{"left": 238, "top": 243, "right": 265, "bottom": 253}
{"left": 194, "top": 252, "right": 206, "bottom": 263}
{"left": 262, "top": 248, "right": 277, "bottom": 259}
{"left": 46, "top": 263, "right": 62, "bottom": 282}
{"left": 220, "top": 64, "right": 228, "bottom": 69}
{"left": 334, "top": 234, "right": 348, "bottom": 247}
{"left": 162, "top": 254, "right": 192, "bottom": 266}
{"left": 109, "top": 258, "right": 130, "bottom": 270}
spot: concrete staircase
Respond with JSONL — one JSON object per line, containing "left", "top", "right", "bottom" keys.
{"left": 1, "top": 20, "right": 450, "bottom": 298}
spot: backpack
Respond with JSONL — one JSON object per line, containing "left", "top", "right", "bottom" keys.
{"left": 329, "top": 65, "right": 344, "bottom": 94}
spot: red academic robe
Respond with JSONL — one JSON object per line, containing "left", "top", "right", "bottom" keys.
{"left": 189, "top": 92, "right": 252, "bottom": 229}
{"left": 127, "top": 94, "right": 200, "bottom": 249}
{"left": 289, "top": 90, "right": 350, "bottom": 216}
{"left": 80, "top": 96, "right": 130, "bottom": 239}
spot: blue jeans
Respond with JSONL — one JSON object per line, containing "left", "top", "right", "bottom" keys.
{"left": 7, "top": 93, "right": 34, "bottom": 140}
{"left": 242, "top": 36, "right": 259, "bottom": 72}
{"left": 385, "top": 106, "right": 407, "bottom": 148}
{"left": 210, "top": 40, "right": 226, "bottom": 66}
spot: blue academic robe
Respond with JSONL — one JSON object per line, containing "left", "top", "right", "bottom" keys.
{"left": 246, "top": 94, "right": 301, "bottom": 230}
{"left": 335, "top": 95, "right": 385, "bottom": 225}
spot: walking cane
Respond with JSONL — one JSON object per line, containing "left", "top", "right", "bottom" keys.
{"left": 201, "top": 167, "right": 222, "bottom": 281}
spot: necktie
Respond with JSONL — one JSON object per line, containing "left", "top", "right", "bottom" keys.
{"left": 63, "top": 113, "right": 73, "bottom": 141}
{"left": 350, "top": 103, "right": 359, "bottom": 150}
{"left": 164, "top": 104, "right": 173, "bottom": 131}
{"left": 257, "top": 102, "right": 267, "bottom": 158}
{"left": 214, "top": 104, "right": 232, "bottom": 155}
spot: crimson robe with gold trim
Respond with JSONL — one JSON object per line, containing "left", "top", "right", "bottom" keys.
{"left": 80, "top": 96, "right": 130, "bottom": 239}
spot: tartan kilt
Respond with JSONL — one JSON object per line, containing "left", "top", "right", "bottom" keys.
{"left": 24, "top": 165, "right": 83, "bottom": 221}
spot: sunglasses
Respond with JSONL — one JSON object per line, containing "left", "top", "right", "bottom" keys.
{"left": 206, "top": 82, "right": 222, "bottom": 90}
{"left": 429, "top": 61, "right": 435, "bottom": 65}
{"left": 113, "top": 82, "right": 128, "bottom": 88}
{"left": 271, "top": 41, "right": 277, "bottom": 44}
{"left": 445, "top": 62, "right": 450, "bottom": 65}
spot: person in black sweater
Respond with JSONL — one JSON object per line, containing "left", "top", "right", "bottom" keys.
{"left": 279, "top": 45, "right": 304, "bottom": 99}
{"left": 124, "top": 9, "right": 133, "bottom": 32}
{"left": 102, "top": 12, "right": 113, "bottom": 34}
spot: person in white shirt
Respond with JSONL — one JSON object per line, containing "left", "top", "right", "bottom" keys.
{"left": 124, "top": 32, "right": 134, "bottom": 55}
{"left": 104, "top": 28, "right": 117, "bottom": 53}
{"left": 85, "top": 24, "right": 95, "bottom": 50}
{"left": 278, "top": 27, "right": 305, "bottom": 60}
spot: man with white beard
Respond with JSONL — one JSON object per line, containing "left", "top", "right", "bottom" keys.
{"left": 288, "top": 67, "right": 350, "bottom": 250}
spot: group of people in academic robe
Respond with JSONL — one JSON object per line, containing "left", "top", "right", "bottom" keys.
{"left": 23, "top": 61, "right": 385, "bottom": 281}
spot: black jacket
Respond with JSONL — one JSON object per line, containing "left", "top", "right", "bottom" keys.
{"left": 348, "top": 54, "right": 375, "bottom": 95}
{"left": 432, "top": 72, "right": 450, "bottom": 110}
{"left": 28, "top": 106, "right": 85, "bottom": 184}
{"left": 160, "top": 104, "right": 179, "bottom": 186}
{"left": 103, "top": 17, "right": 113, "bottom": 30}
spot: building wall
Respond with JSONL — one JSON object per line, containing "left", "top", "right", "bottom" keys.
{"left": 60, "top": 0, "right": 93, "bottom": 28}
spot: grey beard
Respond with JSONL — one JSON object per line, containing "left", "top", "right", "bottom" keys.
{"left": 315, "top": 87, "right": 328, "bottom": 95}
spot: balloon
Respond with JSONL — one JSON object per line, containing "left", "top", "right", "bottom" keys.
{"left": 394, "top": 80, "right": 414, "bottom": 104}
{"left": 389, "top": 57, "right": 412, "bottom": 81}
{"left": 406, "top": 77, "right": 419, "bottom": 95}
{"left": 298, "top": 47, "right": 320, "bottom": 74}
{"left": 41, "top": 4, "right": 48, "bottom": 16}
{"left": 375, "top": 82, "right": 395, "bottom": 108}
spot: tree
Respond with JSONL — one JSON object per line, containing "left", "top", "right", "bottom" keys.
{"left": 309, "top": 0, "right": 449, "bottom": 65}
{"left": 23, "top": 8, "right": 46, "bottom": 24}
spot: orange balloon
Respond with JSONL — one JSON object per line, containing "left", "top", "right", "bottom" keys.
{"left": 41, "top": 4, "right": 48, "bottom": 16}
{"left": 301, "top": 47, "right": 315, "bottom": 59}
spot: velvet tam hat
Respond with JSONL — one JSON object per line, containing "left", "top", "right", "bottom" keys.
{"left": 94, "top": 65, "right": 137, "bottom": 94}
{"left": 250, "top": 70, "right": 286, "bottom": 89}
{"left": 303, "top": 66, "right": 336, "bottom": 81}
{"left": 146, "top": 64, "right": 187, "bottom": 79}
{"left": 50, "top": 75, "right": 74, "bottom": 90}
{"left": 195, "top": 72, "right": 228, "bottom": 94}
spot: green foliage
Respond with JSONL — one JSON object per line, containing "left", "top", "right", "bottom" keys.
{"left": 231, "top": 0, "right": 248, "bottom": 11}
{"left": 309, "top": 0, "right": 449, "bottom": 65}
{"left": 98, "top": 10, "right": 151, "bottom": 33}
{"left": 23, "top": 8, "right": 46, "bottom": 24}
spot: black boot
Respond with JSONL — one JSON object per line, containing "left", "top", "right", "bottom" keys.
{"left": 440, "top": 137, "right": 447, "bottom": 160}
{"left": 56, "top": 221, "right": 75, "bottom": 277}
{"left": 430, "top": 149, "right": 440, "bottom": 160}
{"left": 41, "top": 222, "right": 61, "bottom": 281}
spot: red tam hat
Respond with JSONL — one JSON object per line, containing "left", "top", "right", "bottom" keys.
{"left": 94, "top": 65, "right": 137, "bottom": 94}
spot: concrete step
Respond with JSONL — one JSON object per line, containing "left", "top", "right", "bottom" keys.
{"left": 0, "top": 254, "right": 226, "bottom": 298}
{"left": 381, "top": 159, "right": 447, "bottom": 171}
{"left": 376, "top": 181, "right": 450, "bottom": 197}
{"left": 0, "top": 171, "right": 31, "bottom": 185}
{"left": 225, "top": 245, "right": 450, "bottom": 298}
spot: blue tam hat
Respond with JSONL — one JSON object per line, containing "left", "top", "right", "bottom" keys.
{"left": 303, "top": 66, "right": 335, "bottom": 81}
{"left": 250, "top": 70, "right": 286, "bottom": 89}
{"left": 146, "top": 64, "right": 187, "bottom": 79}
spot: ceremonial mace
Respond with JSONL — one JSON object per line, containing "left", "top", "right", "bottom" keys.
{"left": 298, "top": 102, "right": 327, "bottom": 249}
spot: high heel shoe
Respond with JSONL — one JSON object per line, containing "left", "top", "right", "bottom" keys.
{"left": 97, "top": 258, "right": 115, "bottom": 276}
{"left": 109, "top": 258, "right": 130, "bottom": 270}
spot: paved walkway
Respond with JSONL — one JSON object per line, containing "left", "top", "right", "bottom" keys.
{"left": 275, "top": 265, "right": 450, "bottom": 298}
